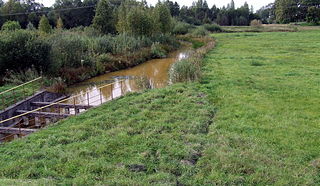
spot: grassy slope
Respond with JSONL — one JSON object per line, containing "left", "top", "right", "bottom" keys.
{"left": 0, "top": 84, "right": 215, "bottom": 185}
{"left": 0, "top": 30, "right": 319, "bottom": 184}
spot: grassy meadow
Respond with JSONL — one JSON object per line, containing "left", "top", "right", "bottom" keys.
{"left": 0, "top": 29, "right": 319, "bottom": 184}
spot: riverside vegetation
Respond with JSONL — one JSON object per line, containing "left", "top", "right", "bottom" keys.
{"left": 0, "top": 26, "right": 319, "bottom": 184}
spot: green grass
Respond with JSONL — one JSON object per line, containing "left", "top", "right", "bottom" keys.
{"left": 0, "top": 30, "right": 319, "bottom": 184}
{"left": 0, "top": 84, "right": 215, "bottom": 185}
{"left": 195, "top": 30, "right": 320, "bottom": 184}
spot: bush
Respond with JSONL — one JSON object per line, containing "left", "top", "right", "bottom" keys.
{"left": 1, "top": 21, "right": 21, "bottom": 31}
{"left": 169, "top": 59, "right": 201, "bottom": 83}
{"left": 172, "top": 22, "right": 192, "bottom": 35}
{"left": 48, "top": 32, "right": 93, "bottom": 74}
{"left": 111, "top": 33, "right": 151, "bottom": 54}
{"left": 151, "top": 42, "right": 167, "bottom": 58}
{"left": 250, "top": 19, "right": 262, "bottom": 28}
{"left": 203, "top": 24, "right": 223, "bottom": 32}
{"left": 3, "top": 66, "right": 40, "bottom": 85}
{"left": 150, "top": 34, "right": 179, "bottom": 49}
{"left": 192, "top": 26, "right": 209, "bottom": 37}
{"left": 0, "top": 30, "right": 50, "bottom": 74}
{"left": 92, "top": 35, "right": 114, "bottom": 54}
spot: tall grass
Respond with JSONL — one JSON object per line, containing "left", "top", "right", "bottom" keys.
{"left": 169, "top": 37, "right": 215, "bottom": 83}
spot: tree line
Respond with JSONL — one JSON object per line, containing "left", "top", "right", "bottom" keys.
{"left": 0, "top": 0, "right": 319, "bottom": 31}
{"left": 258, "top": 0, "right": 319, "bottom": 24}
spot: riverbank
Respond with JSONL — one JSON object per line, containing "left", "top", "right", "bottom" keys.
{"left": 0, "top": 30, "right": 319, "bottom": 184}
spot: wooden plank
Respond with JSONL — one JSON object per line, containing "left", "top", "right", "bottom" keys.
{"left": 0, "top": 127, "right": 37, "bottom": 135}
{"left": 16, "top": 110, "right": 71, "bottom": 118}
{"left": 31, "top": 102, "right": 92, "bottom": 109}
{"left": 50, "top": 95, "right": 70, "bottom": 103}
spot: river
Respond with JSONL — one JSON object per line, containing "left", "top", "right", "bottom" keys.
{"left": 65, "top": 48, "right": 191, "bottom": 106}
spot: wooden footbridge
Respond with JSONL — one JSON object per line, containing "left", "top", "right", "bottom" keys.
{"left": 0, "top": 79, "right": 127, "bottom": 142}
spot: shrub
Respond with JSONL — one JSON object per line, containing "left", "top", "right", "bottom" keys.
{"left": 203, "top": 24, "right": 223, "bottom": 32}
{"left": 1, "top": 21, "right": 21, "bottom": 31}
{"left": 250, "top": 19, "right": 262, "bottom": 28}
{"left": 172, "top": 22, "right": 192, "bottom": 35}
{"left": 26, "top": 22, "right": 36, "bottom": 30}
{"left": 111, "top": 33, "right": 151, "bottom": 54}
{"left": 92, "top": 35, "right": 114, "bottom": 54}
{"left": 151, "top": 42, "right": 167, "bottom": 58}
{"left": 192, "top": 26, "right": 209, "bottom": 37}
{"left": 0, "top": 30, "right": 50, "bottom": 74}
{"left": 169, "top": 59, "right": 201, "bottom": 83}
{"left": 3, "top": 66, "right": 41, "bottom": 85}
{"left": 151, "top": 34, "right": 179, "bottom": 49}
{"left": 48, "top": 32, "right": 93, "bottom": 75}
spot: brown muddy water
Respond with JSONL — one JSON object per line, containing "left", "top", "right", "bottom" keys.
{"left": 65, "top": 48, "right": 191, "bottom": 106}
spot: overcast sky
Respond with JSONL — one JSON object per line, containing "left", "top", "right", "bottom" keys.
{"left": 36, "top": 0, "right": 274, "bottom": 11}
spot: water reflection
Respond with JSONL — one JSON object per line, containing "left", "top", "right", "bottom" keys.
{"left": 66, "top": 48, "right": 190, "bottom": 105}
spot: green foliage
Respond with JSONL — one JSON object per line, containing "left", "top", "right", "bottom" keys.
{"left": 3, "top": 66, "right": 40, "bottom": 85}
{"left": 48, "top": 32, "right": 93, "bottom": 73}
{"left": 172, "top": 21, "right": 193, "bottom": 35}
{"left": 169, "top": 59, "right": 201, "bottom": 83}
{"left": 151, "top": 42, "right": 167, "bottom": 58}
{"left": 56, "top": 17, "right": 64, "bottom": 29}
{"left": 306, "top": 6, "right": 320, "bottom": 24}
{"left": 0, "top": 30, "right": 50, "bottom": 74}
{"left": 1, "top": 20, "right": 21, "bottom": 31}
{"left": 127, "top": 6, "right": 154, "bottom": 36}
{"left": 203, "top": 24, "right": 222, "bottom": 32}
{"left": 153, "top": 2, "right": 173, "bottom": 34}
{"left": 38, "top": 15, "right": 52, "bottom": 34}
{"left": 93, "top": 0, "right": 116, "bottom": 34}
{"left": 192, "top": 26, "right": 209, "bottom": 37}
{"left": 26, "top": 22, "right": 35, "bottom": 30}
{"left": 111, "top": 33, "right": 151, "bottom": 54}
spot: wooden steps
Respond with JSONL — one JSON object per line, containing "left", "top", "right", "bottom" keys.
{"left": 16, "top": 110, "right": 71, "bottom": 118}
{"left": 31, "top": 102, "right": 92, "bottom": 109}
{"left": 0, "top": 127, "right": 37, "bottom": 135}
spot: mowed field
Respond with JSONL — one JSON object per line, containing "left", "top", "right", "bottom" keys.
{"left": 0, "top": 29, "right": 319, "bottom": 185}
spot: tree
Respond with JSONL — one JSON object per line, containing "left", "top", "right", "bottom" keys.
{"left": 56, "top": 17, "right": 64, "bottom": 29}
{"left": 54, "top": 0, "right": 98, "bottom": 28}
{"left": 127, "top": 6, "right": 153, "bottom": 36}
{"left": 153, "top": 2, "right": 173, "bottom": 34}
{"left": 39, "top": 15, "right": 51, "bottom": 34}
{"left": 93, "top": 0, "right": 116, "bottom": 34}
{"left": 1, "top": 20, "right": 21, "bottom": 31}
{"left": 230, "top": 0, "right": 235, "bottom": 10}
{"left": 257, "top": 3, "right": 276, "bottom": 24}
{"left": 0, "top": 0, "right": 27, "bottom": 27}
{"left": 116, "top": 1, "right": 130, "bottom": 33}
{"left": 306, "top": 6, "right": 320, "bottom": 24}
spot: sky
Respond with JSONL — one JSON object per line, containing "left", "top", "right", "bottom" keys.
{"left": 36, "top": 0, "right": 275, "bottom": 11}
